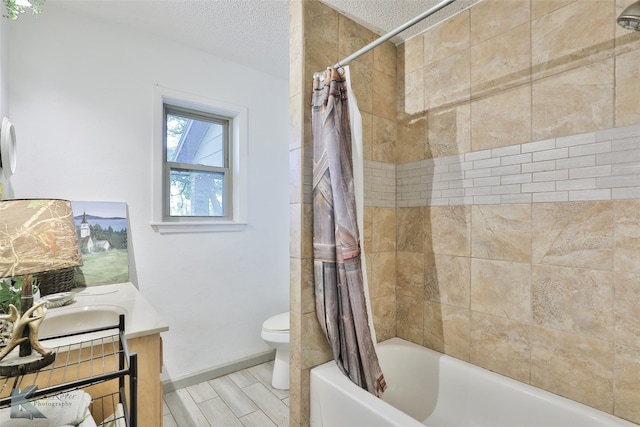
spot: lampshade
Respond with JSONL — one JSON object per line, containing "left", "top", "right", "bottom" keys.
{"left": 0, "top": 199, "right": 82, "bottom": 279}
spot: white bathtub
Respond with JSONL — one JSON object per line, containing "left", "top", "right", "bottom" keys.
{"left": 310, "top": 338, "right": 638, "bottom": 427}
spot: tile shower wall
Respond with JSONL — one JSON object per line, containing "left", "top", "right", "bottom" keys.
{"left": 289, "top": 1, "right": 398, "bottom": 426}
{"left": 292, "top": 0, "right": 640, "bottom": 426}
{"left": 393, "top": 0, "right": 640, "bottom": 423}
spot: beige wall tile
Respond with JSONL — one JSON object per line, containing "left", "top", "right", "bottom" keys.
{"left": 291, "top": 259, "right": 315, "bottom": 318}
{"left": 614, "top": 200, "right": 640, "bottom": 273}
{"left": 425, "top": 254, "right": 470, "bottom": 308}
{"left": 531, "top": 0, "right": 572, "bottom": 20}
{"left": 348, "top": 60, "right": 373, "bottom": 114}
{"left": 615, "top": 272, "right": 640, "bottom": 349}
{"left": 532, "top": 265, "right": 614, "bottom": 341}
{"left": 403, "top": 34, "right": 423, "bottom": 73}
{"left": 532, "top": 201, "right": 614, "bottom": 270}
{"left": 397, "top": 207, "right": 425, "bottom": 252}
{"left": 423, "top": 51, "right": 471, "bottom": 111}
{"left": 289, "top": 365, "right": 310, "bottom": 427}
{"left": 396, "top": 43, "right": 407, "bottom": 116}
{"left": 363, "top": 206, "right": 373, "bottom": 251}
{"left": 373, "top": 40, "right": 397, "bottom": 78}
{"left": 614, "top": 344, "right": 640, "bottom": 424}
{"left": 427, "top": 205, "right": 471, "bottom": 257}
{"left": 291, "top": 301, "right": 302, "bottom": 370}
{"left": 300, "top": 312, "right": 333, "bottom": 370}
{"left": 471, "top": 84, "right": 532, "bottom": 151}
{"left": 397, "top": 251, "right": 425, "bottom": 299}
{"left": 372, "top": 116, "right": 397, "bottom": 163}
{"left": 361, "top": 110, "right": 374, "bottom": 161}
{"left": 372, "top": 69, "right": 397, "bottom": 121}
{"left": 300, "top": 258, "right": 315, "bottom": 315}
{"left": 290, "top": 203, "right": 302, "bottom": 258}
{"left": 530, "top": 326, "right": 614, "bottom": 412}
{"left": 397, "top": 294, "right": 424, "bottom": 345}
{"left": 371, "top": 207, "right": 397, "bottom": 252}
{"left": 304, "top": 0, "right": 338, "bottom": 51}
{"left": 470, "top": 0, "right": 530, "bottom": 46}
{"left": 424, "top": 301, "right": 470, "bottom": 361}
{"left": 531, "top": 0, "right": 614, "bottom": 80}
{"left": 471, "top": 204, "right": 532, "bottom": 262}
{"left": 290, "top": 93, "right": 303, "bottom": 151}
{"left": 471, "top": 22, "right": 531, "bottom": 97}
{"left": 427, "top": 103, "right": 471, "bottom": 157}
{"left": 338, "top": 14, "right": 375, "bottom": 67}
{"left": 397, "top": 114, "right": 426, "bottom": 164}
{"left": 532, "top": 59, "right": 615, "bottom": 140}
{"left": 371, "top": 294, "right": 397, "bottom": 342}
{"left": 304, "top": 38, "right": 338, "bottom": 82}
{"left": 302, "top": 203, "right": 313, "bottom": 259}
{"left": 290, "top": 258, "right": 302, "bottom": 314}
{"left": 424, "top": 10, "right": 470, "bottom": 65}
{"left": 403, "top": 68, "right": 425, "bottom": 116}
{"left": 470, "top": 312, "right": 531, "bottom": 383}
{"left": 367, "top": 251, "right": 396, "bottom": 298}
{"left": 290, "top": 148, "right": 302, "bottom": 204}
{"left": 471, "top": 259, "right": 532, "bottom": 322}
{"left": 615, "top": 49, "right": 640, "bottom": 127}
{"left": 304, "top": 91, "right": 313, "bottom": 152}
{"left": 423, "top": 300, "right": 445, "bottom": 353}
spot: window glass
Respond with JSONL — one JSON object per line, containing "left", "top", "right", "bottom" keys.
{"left": 164, "top": 106, "right": 230, "bottom": 218}
{"left": 168, "top": 169, "right": 225, "bottom": 216}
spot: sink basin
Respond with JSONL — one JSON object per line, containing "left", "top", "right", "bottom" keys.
{"left": 39, "top": 304, "right": 128, "bottom": 339}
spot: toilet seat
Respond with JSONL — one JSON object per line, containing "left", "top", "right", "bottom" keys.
{"left": 262, "top": 312, "right": 289, "bottom": 333}
{"left": 261, "top": 311, "right": 291, "bottom": 390}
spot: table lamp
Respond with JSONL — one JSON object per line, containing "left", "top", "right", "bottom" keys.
{"left": 0, "top": 199, "right": 82, "bottom": 375}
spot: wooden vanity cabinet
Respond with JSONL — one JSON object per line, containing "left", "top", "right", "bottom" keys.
{"left": 129, "top": 333, "right": 163, "bottom": 426}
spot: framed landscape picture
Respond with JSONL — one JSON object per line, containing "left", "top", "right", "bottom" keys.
{"left": 71, "top": 201, "right": 129, "bottom": 286}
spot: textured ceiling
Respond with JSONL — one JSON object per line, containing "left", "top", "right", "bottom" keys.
{"left": 52, "top": 0, "right": 477, "bottom": 80}
{"left": 323, "top": 0, "right": 477, "bottom": 43}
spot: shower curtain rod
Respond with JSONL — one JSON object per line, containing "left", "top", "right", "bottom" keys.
{"left": 332, "top": 0, "right": 458, "bottom": 70}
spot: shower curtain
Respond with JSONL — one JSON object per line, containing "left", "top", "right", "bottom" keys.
{"left": 311, "top": 67, "right": 386, "bottom": 397}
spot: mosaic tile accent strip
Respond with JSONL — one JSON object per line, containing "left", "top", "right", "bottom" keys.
{"left": 395, "top": 123, "right": 640, "bottom": 207}
{"left": 364, "top": 160, "right": 396, "bottom": 207}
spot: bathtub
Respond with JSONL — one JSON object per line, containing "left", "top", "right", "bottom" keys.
{"left": 310, "top": 338, "right": 638, "bottom": 427}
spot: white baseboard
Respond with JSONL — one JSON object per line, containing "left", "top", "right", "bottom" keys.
{"left": 162, "top": 350, "right": 275, "bottom": 394}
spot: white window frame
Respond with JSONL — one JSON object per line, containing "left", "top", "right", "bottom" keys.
{"left": 151, "top": 85, "right": 248, "bottom": 233}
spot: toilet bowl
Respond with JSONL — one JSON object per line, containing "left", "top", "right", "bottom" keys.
{"left": 261, "top": 312, "right": 290, "bottom": 390}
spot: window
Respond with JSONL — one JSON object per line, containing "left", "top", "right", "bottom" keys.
{"left": 152, "top": 86, "right": 247, "bottom": 233}
{"left": 165, "top": 106, "right": 230, "bottom": 218}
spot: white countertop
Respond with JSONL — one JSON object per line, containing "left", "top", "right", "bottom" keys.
{"left": 57, "top": 281, "right": 169, "bottom": 340}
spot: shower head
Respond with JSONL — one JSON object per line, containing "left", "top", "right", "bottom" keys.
{"left": 618, "top": 0, "right": 640, "bottom": 31}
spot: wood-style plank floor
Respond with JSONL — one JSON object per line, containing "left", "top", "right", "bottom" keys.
{"left": 163, "top": 361, "right": 289, "bottom": 427}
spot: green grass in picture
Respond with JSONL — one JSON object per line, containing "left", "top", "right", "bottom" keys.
{"left": 74, "top": 249, "right": 129, "bottom": 286}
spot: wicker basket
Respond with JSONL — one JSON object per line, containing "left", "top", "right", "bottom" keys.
{"left": 37, "top": 267, "right": 76, "bottom": 296}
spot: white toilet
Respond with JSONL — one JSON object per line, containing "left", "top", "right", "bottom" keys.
{"left": 261, "top": 312, "right": 290, "bottom": 390}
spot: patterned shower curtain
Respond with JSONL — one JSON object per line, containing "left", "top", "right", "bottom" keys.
{"left": 311, "top": 67, "right": 386, "bottom": 397}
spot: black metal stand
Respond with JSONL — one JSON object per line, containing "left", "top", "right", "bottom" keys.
{"left": 0, "top": 314, "right": 137, "bottom": 427}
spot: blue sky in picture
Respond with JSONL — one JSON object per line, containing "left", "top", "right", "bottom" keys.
{"left": 71, "top": 201, "right": 128, "bottom": 232}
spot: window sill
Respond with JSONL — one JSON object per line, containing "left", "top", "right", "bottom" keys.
{"left": 150, "top": 221, "right": 247, "bottom": 234}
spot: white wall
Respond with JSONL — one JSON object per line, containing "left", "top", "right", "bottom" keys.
{"left": 6, "top": 5, "right": 290, "bottom": 383}
{"left": 0, "top": 16, "right": 9, "bottom": 196}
